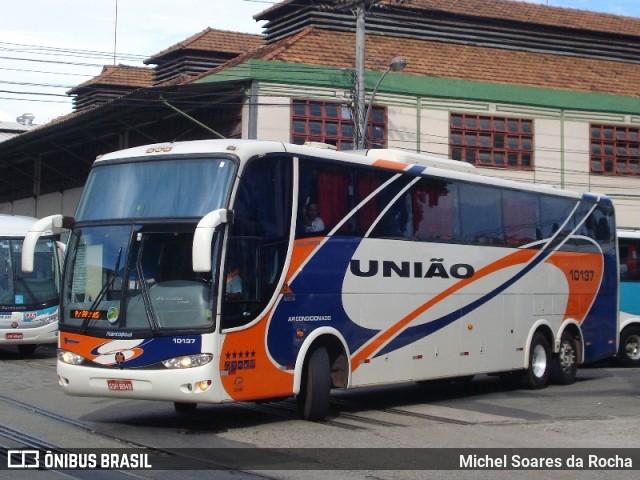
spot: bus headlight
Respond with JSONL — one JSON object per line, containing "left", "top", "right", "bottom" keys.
{"left": 42, "top": 312, "right": 58, "bottom": 324}
{"left": 162, "top": 353, "right": 213, "bottom": 369}
{"left": 57, "top": 349, "right": 85, "bottom": 365}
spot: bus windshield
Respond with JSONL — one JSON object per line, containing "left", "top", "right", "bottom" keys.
{"left": 62, "top": 155, "right": 235, "bottom": 333}
{"left": 75, "top": 157, "right": 236, "bottom": 221}
{"left": 62, "top": 224, "right": 216, "bottom": 332}
{"left": 0, "top": 237, "right": 59, "bottom": 308}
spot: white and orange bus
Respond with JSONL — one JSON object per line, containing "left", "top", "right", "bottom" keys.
{"left": 23, "top": 140, "right": 618, "bottom": 420}
{"left": 1, "top": 214, "right": 61, "bottom": 355}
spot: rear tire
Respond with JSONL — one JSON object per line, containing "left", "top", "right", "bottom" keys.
{"left": 297, "top": 346, "right": 331, "bottom": 421}
{"left": 617, "top": 325, "right": 640, "bottom": 367}
{"left": 551, "top": 331, "right": 578, "bottom": 385}
{"left": 523, "top": 332, "right": 551, "bottom": 389}
{"left": 174, "top": 402, "right": 197, "bottom": 413}
{"left": 17, "top": 344, "right": 37, "bottom": 355}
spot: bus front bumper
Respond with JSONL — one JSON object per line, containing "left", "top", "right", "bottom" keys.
{"left": 56, "top": 361, "right": 230, "bottom": 404}
{"left": 1, "top": 321, "right": 58, "bottom": 345}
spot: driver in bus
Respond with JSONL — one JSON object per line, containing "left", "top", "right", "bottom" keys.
{"left": 225, "top": 258, "right": 243, "bottom": 301}
{"left": 302, "top": 202, "right": 325, "bottom": 233}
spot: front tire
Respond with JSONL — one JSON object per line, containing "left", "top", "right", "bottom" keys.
{"left": 297, "top": 346, "right": 331, "bottom": 421}
{"left": 524, "top": 332, "right": 551, "bottom": 389}
{"left": 617, "top": 325, "right": 640, "bottom": 367}
{"left": 551, "top": 331, "right": 578, "bottom": 385}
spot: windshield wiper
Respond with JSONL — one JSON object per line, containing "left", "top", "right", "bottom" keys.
{"left": 135, "top": 238, "right": 159, "bottom": 332}
{"left": 13, "top": 277, "right": 38, "bottom": 304}
{"left": 81, "top": 247, "right": 122, "bottom": 332}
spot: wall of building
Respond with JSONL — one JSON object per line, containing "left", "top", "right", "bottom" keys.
{"left": 388, "top": 95, "right": 639, "bottom": 228}
{"left": 256, "top": 95, "right": 290, "bottom": 142}
{"left": 0, "top": 187, "right": 83, "bottom": 220}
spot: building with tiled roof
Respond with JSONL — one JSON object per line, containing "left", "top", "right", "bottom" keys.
{"left": 145, "top": 28, "right": 263, "bottom": 84}
{"left": 200, "top": 26, "right": 640, "bottom": 100}
{"left": 257, "top": 0, "right": 640, "bottom": 45}
{"left": 67, "top": 65, "right": 154, "bottom": 111}
{"left": 1, "top": 0, "right": 639, "bottom": 228}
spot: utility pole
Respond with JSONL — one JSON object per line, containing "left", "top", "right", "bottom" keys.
{"left": 354, "top": 2, "right": 366, "bottom": 149}
{"left": 328, "top": 0, "right": 379, "bottom": 149}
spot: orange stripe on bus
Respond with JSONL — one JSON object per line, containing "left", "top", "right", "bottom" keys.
{"left": 285, "top": 237, "right": 325, "bottom": 286}
{"left": 219, "top": 307, "right": 294, "bottom": 401}
{"left": 372, "top": 159, "right": 408, "bottom": 171}
{"left": 545, "top": 251, "right": 604, "bottom": 323}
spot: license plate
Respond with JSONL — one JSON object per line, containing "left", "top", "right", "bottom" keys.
{"left": 5, "top": 333, "right": 23, "bottom": 340}
{"left": 107, "top": 379, "right": 133, "bottom": 391}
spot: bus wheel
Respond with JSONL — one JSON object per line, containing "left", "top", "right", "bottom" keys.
{"left": 524, "top": 332, "right": 551, "bottom": 389}
{"left": 17, "top": 344, "right": 37, "bottom": 355}
{"left": 551, "top": 331, "right": 577, "bottom": 385}
{"left": 617, "top": 325, "right": 640, "bottom": 367}
{"left": 297, "top": 346, "right": 331, "bottom": 422}
{"left": 174, "top": 402, "right": 197, "bottom": 413}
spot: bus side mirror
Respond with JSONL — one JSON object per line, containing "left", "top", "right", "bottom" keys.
{"left": 193, "top": 209, "right": 229, "bottom": 272}
{"left": 22, "top": 214, "right": 73, "bottom": 272}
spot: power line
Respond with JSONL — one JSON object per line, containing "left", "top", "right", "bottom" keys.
{"left": 0, "top": 66, "right": 92, "bottom": 77}
{"left": 0, "top": 42, "right": 148, "bottom": 62}
{"left": 0, "top": 80, "right": 75, "bottom": 89}
{"left": 0, "top": 55, "right": 123, "bottom": 69}
{"left": 0, "top": 89, "right": 69, "bottom": 98}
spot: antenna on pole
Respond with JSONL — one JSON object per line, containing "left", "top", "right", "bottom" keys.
{"left": 113, "top": 0, "right": 118, "bottom": 65}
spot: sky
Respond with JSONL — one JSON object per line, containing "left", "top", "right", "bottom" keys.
{"left": 1, "top": 0, "right": 639, "bottom": 125}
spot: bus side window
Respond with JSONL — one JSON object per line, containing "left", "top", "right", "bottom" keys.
{"left": 0, "top": 241, "right": 11, "bottom": 303}
{"left": 629, "top": 242, "right": 639, "bottom": 280}
{"left": 621, "top": 239, "right": 639, "bottom": 281}
{"left": 413, "top": 178, "right": 458, "bottom": 242}
{"left": 459, "top": 183, "right": 504, "bottom": 245}
{"left": 503, "top": 190, "right": 538, "bottom": 246}
{"left": 317, "top": 169, "right": 349, "bottom": 234}
{"left": 538, "top": 196, "right": 575, "bottom": 241}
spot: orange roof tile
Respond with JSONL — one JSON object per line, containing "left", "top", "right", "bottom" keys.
{"left": 256, "top": 0, "right": 640, "bottom": 38}
{"left": 67, "top": 65, "right": 153, "bottom": 94}
{"left": 146, "top": 27, "right": 263, "bottom": 63}
{"left": 199, "top": 27, "right": 640, "bottom": 99}
{"left": 399, "top": 0, "right": 640, "bottom": 38}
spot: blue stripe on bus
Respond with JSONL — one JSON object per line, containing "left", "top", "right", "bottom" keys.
{"left": 407, "top": 165, "right": 425, "bottom": 175}
{"left": 582, "top": 192, "right": 600, "bottom": 202}
{"left": 267, "top": 238, "right": 378, "bottom": 366}
{"left": 580, "top": 251, "right": 618, "bottom": 362}
{"left": 88, "top": 336, "right": 202, "bottom": 368}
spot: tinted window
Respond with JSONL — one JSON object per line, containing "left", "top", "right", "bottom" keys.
{"left": 459, "top": 184, "right": 504, "bottom": 245}
{"left": 222, "top": 156, "right": 292, "bottom": 329}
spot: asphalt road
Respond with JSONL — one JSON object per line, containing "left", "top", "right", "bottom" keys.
{"left": 1, "top": 344, "right": 638, "bottom": 480}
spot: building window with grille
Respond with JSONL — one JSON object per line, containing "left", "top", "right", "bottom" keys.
{"left": 450, "top": 113, "right": 534, "bottom": 170}
{"left": 291, "top": 99, "right": 387, "bottom": 150}
{"left": 590, "top": 124, "right": 640, "bottom": 176}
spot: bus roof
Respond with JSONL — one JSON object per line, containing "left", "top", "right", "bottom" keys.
{"left": 0, "top": 214, "right": 42, "bottom": 238}
{"left": 618, "top": 228, "right": 640, "bottom": 239}
{"left": 94, "top": 139, "right": 603, "bottom": 201}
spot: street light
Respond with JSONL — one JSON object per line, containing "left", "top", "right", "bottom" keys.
{"left": 358, "top": 56, "right": 407, "bottom": 149}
